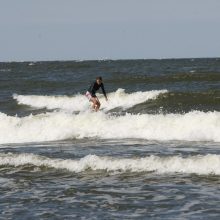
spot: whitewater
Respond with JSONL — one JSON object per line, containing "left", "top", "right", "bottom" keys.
{"left": 0, "top": 89, "right": 218, "bottom": 144}
{"left": 0, "top": 110, "right": 220, "bottom": 144}
{"left": 13, "top": 88, "right": 168, "bottom": 112}
{"left": 1, "top": 153, "right": 220, "bottom": 175}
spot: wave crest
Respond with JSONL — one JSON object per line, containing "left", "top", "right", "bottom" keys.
{"left": 1, "top": 153, "right": 220, "bottom": 175}
{"left": 13, "top": 89, "right": 167, "bottom": 112}
{"left": 0, "top": 110, "right": 220, "bottom": 144}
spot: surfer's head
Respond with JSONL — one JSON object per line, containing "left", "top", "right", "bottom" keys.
{"left": 96, "top": 76, "right": 102, "bottom": 85}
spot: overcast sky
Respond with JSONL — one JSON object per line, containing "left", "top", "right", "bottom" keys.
{"left": 0, "top": 0, "right": 220, "bottom": 61}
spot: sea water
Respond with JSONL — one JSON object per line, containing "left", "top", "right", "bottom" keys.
{"left": 0, "top": 59, "right": 220, "bottom": 219}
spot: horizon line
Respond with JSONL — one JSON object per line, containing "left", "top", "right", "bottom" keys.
{"left": 0, "top": 56, "right": 220, "bottom": 63}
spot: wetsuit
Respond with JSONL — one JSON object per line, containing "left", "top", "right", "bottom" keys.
{"left": 88, "top": 81, "right": 107, "bottom": 98}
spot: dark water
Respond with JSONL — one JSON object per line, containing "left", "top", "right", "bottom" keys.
{"left": 0, "top": 58, "right": 220, "bottom": 219}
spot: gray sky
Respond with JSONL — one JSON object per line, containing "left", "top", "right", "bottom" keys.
{"left": 0, "top": 0, "right": 220, "bottom": 61}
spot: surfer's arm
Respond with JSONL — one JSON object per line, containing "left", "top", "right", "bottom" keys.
{"left": 101, "top": 83, "right": 108, "bottom": 100}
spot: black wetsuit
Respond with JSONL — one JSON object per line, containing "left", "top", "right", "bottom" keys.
{"left": 88, "top": 81, "right": 107, "bottom": 98}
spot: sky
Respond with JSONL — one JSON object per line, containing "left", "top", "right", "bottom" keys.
{"left": 0, "top": 0, "right": 220, "bottom": 61}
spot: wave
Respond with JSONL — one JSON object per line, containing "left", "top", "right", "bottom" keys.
{"left": 0, "top": 110, "right": 220, "bottom": 144}
{"left": 0, "top": 153, "right": 220, "bottom": 175}
{"left": 13, "top": 89, "right": 167, "bottom": 112}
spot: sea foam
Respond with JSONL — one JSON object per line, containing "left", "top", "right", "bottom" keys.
{"left": 0, "top": 110, "right": 220, "bottom": 144}
{"left": 0, "top": 153, "right": 220, "bottom": 175}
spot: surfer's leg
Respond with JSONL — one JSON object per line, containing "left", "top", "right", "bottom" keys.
{"left": 94, "top": 98, "right": 100, "bottom": 111}
{"left": 90, "top": 97, "right": 100, "bottom": 111}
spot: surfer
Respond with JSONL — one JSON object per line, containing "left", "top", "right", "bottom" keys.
{"left": 86, "top": 76, "right": 108, "bottom": 111}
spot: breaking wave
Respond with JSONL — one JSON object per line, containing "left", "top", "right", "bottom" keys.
{"left": 13, "top": 89, "right": 167, "bottom": 112}
{"left": 0, "top": 153, "right": 220, "bottom": 175}
{"left": 0, "top": 110, "right": 220, "bottom": 144}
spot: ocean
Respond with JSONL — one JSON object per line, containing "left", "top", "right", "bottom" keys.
{"left": 0, "top": 58, "right": 220, "bottom": 219}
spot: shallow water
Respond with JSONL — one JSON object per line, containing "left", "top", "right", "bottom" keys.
{"left": 1, "top": 140, "right": 220, "bottom": 219}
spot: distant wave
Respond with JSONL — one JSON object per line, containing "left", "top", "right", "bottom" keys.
{"left": 0, "top": 110, "right": 220, "bottom": 144}
{"left": 13, "top": 89, "right": 168, "bottom": 112}
{"left": 1, "top": 153, "right": 220, "bottom": 175}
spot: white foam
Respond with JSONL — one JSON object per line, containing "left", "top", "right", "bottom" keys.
{"left": 0, "top": 110, "right": 220, "bottom": 144}
{"left": 1, "top": 153, "right": 220, "bottom": 175}
{"left": 13, "top": 93, "right": 89, "bottom": 112}
{"left": 13, "top": 89, "right": 167, "bottom": 112}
